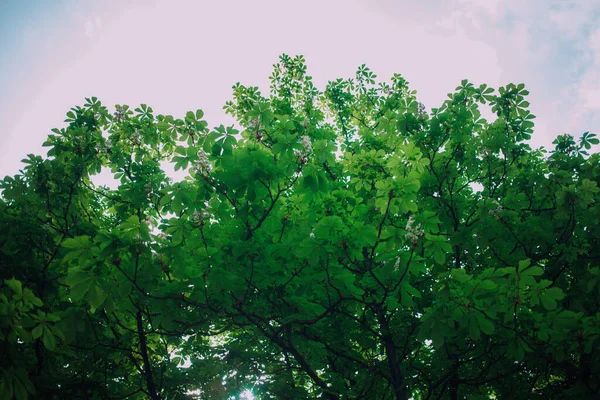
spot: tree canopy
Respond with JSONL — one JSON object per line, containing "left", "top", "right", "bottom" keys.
{"left": 1, "top": 54, "right": 599, "bottom": 400}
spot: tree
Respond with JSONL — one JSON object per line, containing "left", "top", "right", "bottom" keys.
{"left": 1, "top": 54, "right": 599, "bottom": 399}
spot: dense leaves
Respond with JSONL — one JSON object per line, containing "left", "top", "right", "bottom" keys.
{"left": 1, "top": 54, "right": 599, "bottom": 399}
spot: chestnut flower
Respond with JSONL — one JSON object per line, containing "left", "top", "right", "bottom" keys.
{"left": 405, "top": 216, "right": 424, "bottom": 242}
{"left": 96, "top": 139, "right": 111, "bottom": 154}
{"left": 301, "top": 135, "right": 312, "bottom": 153}
{"left": 143, "top": 216, "right": 154, "bottom": 228}
{"left": 393, "top": 257, "right": 401, "bottom": 271}
{"left": 156, "top": 232, "right": 168, "bottom": 241}
{"left": 294, "top": 135, "right": 313, "bottom": 163}
{"left": 114, "top": 105, "right": 126, "bottom": 122}
{"left": 194, "top": 149, "right": 212, "bottom": 176}
{"left": 130, "top": 131, "right": 142, "bottom": 146}
{"left": 192, "top": 210, "right": 210, "bottom": 226}
{"left": 488, "top": 200, "right": 503, "bottom": 219}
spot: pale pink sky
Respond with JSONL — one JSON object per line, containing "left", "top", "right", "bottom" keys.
{"left": 1, "top": 0, "right": 599, "bottom": 180}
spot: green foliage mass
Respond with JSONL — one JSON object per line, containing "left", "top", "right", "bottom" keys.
{"left": 1, "top": 54, "right": 599, "bottom": 399}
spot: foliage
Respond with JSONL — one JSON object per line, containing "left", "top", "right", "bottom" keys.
{"left": 1, "top": 54, "right": 599, "bottom": 399}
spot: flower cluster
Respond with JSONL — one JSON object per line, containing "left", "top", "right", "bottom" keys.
{"left": 144, "top": 182, "right": 153, "bottom": 198}
{"left": 405, "top": 216, "right": 425, "bottom": 244}
{"left": 193, "top": 149, "right": 212, "bottom": 176}
{"left": 130, "top": 131, "right": 142, "bottom": 146}
{"left": 192, "top": 210, "right": 210, "bottom": 226}
{"left": 302, "top": 135, "right": 312, "bottom": 152}
{"left": 143, "top": 216, "right": 154, "bottom": 228}
{"left": 96, "top": 138, "right": 112, "bottom": 154}
{"left": 294, "top": 135, "right": 313, "bottom": 162}
{"left": 114, "top": 105, "right": 126, "bottom": 122}
{"left": 417, "top": 102, "right": 426, "bottom": 117}
{"left": 488, "top": 200, "right": 503, "bottom": 219}
{"left": 156, "top": 231, "right": 168, "bottom": 241}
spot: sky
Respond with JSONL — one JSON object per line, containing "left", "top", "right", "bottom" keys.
{"left": 1, "top": 0, "right": 599, "bottom": 180}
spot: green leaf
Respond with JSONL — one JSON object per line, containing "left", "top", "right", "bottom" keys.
{"left": 451, "top": 307, "right": 464, "bottom": 322}
{"left": 13, "top": 378, "right": 27, "bottom": 400}
{"left": 314, "top": 216, "right": 345, "bottom": 240}
{"left": 469, "top": 316, "right": 481, "bottom": 340}
{"left": 451, "top": 269, "right": 470, "bottom": 283}
{"left": 87, "top": 284, "right": 108, "bottom": 311}
{"left": 545, "top": 287, "right": 564, "bottom": 300}
{"left": 521, "top": 266, "right": 543, "bottom": 277}
{"left": 401, "top": 282, "right": 422, "bottom": 298}
{"left": 5, "top": 278, "right": 22, "bottom": 295}
{"left": 475, "top": 312, "right": 494, "bottom": 335}
{"left": 303, "top": 175, "right": 318, "bottom": 192}
{"left": 14, "top": 369, "right": 34, "bottom": 395}
{"left": 42, "top": 326, "right": 57, "bottom": 351}
{"left": 480, "top": 280, "right": 497, "bottom": 290}
{"left": 62, "top": 236, "right": 91, "bottom": 249}
{"left": 50, "top": 325, "right": 66, "bottom": 341}
{"left": 32, "top": 325, "right": 43, "bottom": 340}
{"left": 430, "top": 326, "right": 445, "bottom": 349}
{"left": 540, "top": 293, "right": 557, "bottom": 310}
{"left": 433, "top": 249, "right": 445, "bottom": 265}
{"left": 211, "top": 143, "right": 222, "bottom": 156}
{"left": 0, "top": 379, "right": 13, "bottom": 400}
{"left": 517, "top": 259, "right": 531, "bottom": 272}
{"left": 68, "top": 277, "right": 95, "bottom": 302}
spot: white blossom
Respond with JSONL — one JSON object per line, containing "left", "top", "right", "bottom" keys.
{"left": 405, "top": 229, "right": 424, "bottom": 241}
{"left": 114, "top": 105, "right": 126, "bottom": 122}
{"left": 157, "top": 232, "right": 168, "bottom": 241}
{"left": 194, "top": 149, "right": 212, "bottom": 176}
{"left": 488, "top": 200, "right": 503, "bottom": 219}
{"left": 405, "top": 216, "right": 424, "bottom": 242}
{"left": 405, "top": 216, "right": 415, "bottom": 231}
{"left": 96, "top": 139, "right": 111, "bottom": 153}
{"left": 144, "top": 182, "right": 154, "bottom": 200}
{"left": 130, "top": 131, "right": 142, "bottom": 146}
{"left": 143, "top": 216, "right": 154, "bottom": 227}
{"left": 489, "top": 206, "right": 503, "bottom": 217}
{"left": 192, "top": 210, "right": 210, "bottom": 226}
{"left": 294, "top": 135, "right": 313, "bottom": 162}
{"left": 301, "top": 135, "right": 312, "bottom": 153}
